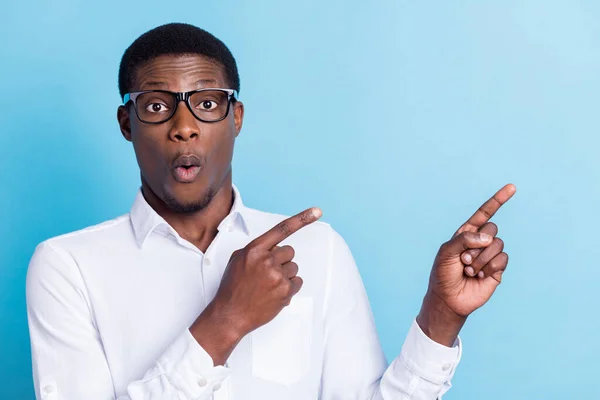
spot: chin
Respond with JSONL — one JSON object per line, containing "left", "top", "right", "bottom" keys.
{"left": 161, "top": 184, "right": 215, "bottom": 214}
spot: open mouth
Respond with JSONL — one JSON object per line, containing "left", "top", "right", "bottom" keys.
{"left": 172, "top": 154, "right": 203, "bottom": 183}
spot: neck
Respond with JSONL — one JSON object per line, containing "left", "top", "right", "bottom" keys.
{"left": 141, "top": 172, "right": 234, "bottom": 253}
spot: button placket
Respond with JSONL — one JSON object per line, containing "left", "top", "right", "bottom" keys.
{"left": 212, "top": 376, "right": 230, "bottom": 400}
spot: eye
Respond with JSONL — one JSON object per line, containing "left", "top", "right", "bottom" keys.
{"left": 145, "top": 102, "right": 170, "bottom": 113}
{"left": 198, "top": 100, "right": 218, "bottom": 111}
{"left": 190, "top": 90, "right": 227, "bottom": 112}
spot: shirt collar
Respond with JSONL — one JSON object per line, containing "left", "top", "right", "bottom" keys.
{"left": 130, "top": 184, "right": 251, "bottom": 248}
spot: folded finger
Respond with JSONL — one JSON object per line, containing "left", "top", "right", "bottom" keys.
{"left": 479, "top": 252, "right": 509, "bottom": 282}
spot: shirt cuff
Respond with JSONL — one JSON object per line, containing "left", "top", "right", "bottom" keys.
{"left": 399, "top": 319, "right": 462, "bottom": 386}
{"left": 157, "top": 328, "right": 230, "bottom": 398}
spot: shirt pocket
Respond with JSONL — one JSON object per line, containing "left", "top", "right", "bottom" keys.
{"left": 251, "top": 296, "right": 314, "bottom": 386}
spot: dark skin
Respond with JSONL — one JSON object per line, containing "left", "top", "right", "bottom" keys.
{"left": 118, "top": 53, "right": 515, "bottom": 365}
{"left": 417, "top": 184, "right": 516, "bottom": 346}
{"left": 117, "top": 54, "right": 242, "bottom": 252}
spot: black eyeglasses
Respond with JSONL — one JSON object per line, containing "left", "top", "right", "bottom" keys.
{"left": 123, "top": 88, "right": 238, "bottom": 124}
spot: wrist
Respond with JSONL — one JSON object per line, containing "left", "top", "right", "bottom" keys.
{"left": 190, "top": 302, "right": 246, "bottom": 353}
{"left": 416, "top": 290, "right": 467, "bottom": 347}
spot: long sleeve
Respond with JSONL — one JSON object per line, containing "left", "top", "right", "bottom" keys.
{"left": 319, "top": 229, "right": 461, "bottom": 400}
{"left": 26, "top": 241, "right": 229, "bottom": 400}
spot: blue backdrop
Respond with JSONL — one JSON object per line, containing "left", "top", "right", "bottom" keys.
{"left": 1, "top": 1, "right": 599, "bottom": 398}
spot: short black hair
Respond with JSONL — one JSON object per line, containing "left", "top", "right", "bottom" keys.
{"left": 118, "top": 23, "right": 240, "bottom": 99}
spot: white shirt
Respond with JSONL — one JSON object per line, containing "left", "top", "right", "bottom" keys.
{"left": 26, "top": 185, "right": 461, "bottom": 400}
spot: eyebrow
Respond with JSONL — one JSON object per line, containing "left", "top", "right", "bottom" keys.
{"left": 140, "top": 79, "right": 220, "bottom": 90}
{"left": 195, "top": 79, "right": 219, "bottom": 86}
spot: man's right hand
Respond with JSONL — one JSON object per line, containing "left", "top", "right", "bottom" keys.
{"left": 190, "top": 207, "right": 322, "bottom": 365}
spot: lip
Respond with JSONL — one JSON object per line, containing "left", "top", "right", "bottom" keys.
{"left": 171, "top": 154, "right": 203, "bottom": 183}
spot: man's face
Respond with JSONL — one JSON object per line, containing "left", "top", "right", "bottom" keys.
{"left": 117, "top": 54, "right": 244, "bottom": 213}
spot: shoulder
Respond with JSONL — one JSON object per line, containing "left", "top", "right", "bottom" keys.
{"left": 40, "top": 214, "right": 132, "bottom": 251}
{"left": 27, "top": 214, "right": 132, "bottom": 286}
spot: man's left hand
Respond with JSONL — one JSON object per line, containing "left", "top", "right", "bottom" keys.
{"left": 416, "top": 184, "right": 517, "bottom": 346}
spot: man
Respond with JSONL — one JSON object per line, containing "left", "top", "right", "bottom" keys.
{"left": 26, "top": 23, "right": 515, "bottom": 399}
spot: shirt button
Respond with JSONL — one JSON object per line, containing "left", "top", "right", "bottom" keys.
{"left": 227, "top": 224, "right": 234, "bottom": 232}
{"left": 43, "top": 385, "right": 55, "bottom": 393}
{"left": 213, "top": 383, "right": 222, "bottom": 391}
{"left": 197, "top": 377, "right": 207, "bottom": 387}
{"left": 204, "top": 258, "right": 211, "bottom": 267}
{"left": 442, "top": 363, "right": 452, "bottom": 371}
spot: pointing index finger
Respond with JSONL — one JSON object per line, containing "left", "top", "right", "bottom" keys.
{"left": 457, "top": 184, "right": 516, "bottom": 233}
{"left": 250, "top": 207, "right": 323, "bottom": 249}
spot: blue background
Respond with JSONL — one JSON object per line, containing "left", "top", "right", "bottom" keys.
{"left": 1, "top": 1, "right": 598, "bottom": 398}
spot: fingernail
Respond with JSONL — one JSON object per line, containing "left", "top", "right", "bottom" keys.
{"left": 463, "top": 253, "right": 472, "bottom": 263}
{"left": 480, "top": 233, "right": 492, "bottom": 243}
{"left": 311, "top": 208, "right": 323, "bottom": 218}
{"left": 465, "top": 267, "right": 475, "bottom": 276}
{"left": 478, "top": 271, "right": 484, "bottom": 278}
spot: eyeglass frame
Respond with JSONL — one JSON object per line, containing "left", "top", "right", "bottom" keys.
{"left": 122, "top": 88, "right": 239, "bottom": 124}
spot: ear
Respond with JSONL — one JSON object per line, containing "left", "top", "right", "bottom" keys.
{"left": 117, "top": 105, "right": 133, "bottom": 142}
{"left": 233, "top": 101, "right": 244, "bottom": 138}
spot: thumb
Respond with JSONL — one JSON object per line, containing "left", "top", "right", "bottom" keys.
{"left": 441, "top": 232, "right": 493, "bottom": 257}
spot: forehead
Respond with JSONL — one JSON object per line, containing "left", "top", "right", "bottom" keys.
{"left": 133, "top": 54, "right": 228, "bottom": 91}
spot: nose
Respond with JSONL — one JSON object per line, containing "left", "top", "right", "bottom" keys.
{"left": 168, "top": 100, "right": 200, "bottom": 142}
